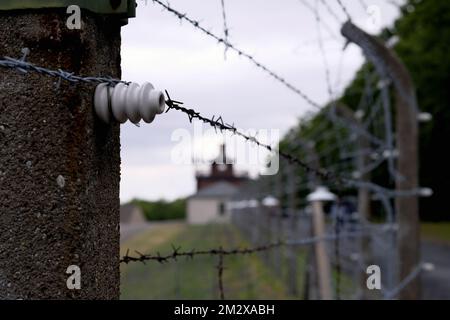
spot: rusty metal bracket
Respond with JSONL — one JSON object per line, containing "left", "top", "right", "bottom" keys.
{"left": 0, "top": 0, "right": 136, "bottom": 18}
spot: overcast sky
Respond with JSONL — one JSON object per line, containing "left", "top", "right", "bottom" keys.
{"left": 119, "top": 0, "right": 404, "bottom": 203}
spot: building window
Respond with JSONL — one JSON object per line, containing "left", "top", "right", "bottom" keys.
{"left": 219, "top": 202, "right": 226, "bottom": 215}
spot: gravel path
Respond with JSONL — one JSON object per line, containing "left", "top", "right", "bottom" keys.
{"left": 120, "top": 223, "right": 153, "bottom": 243}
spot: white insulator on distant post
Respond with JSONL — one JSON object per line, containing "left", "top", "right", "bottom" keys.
{"left": 377, "top": 78, "right": 391, "bottom": 89}
{"left": 422, "top": 263, "right": 435, "bottom": 272}
{"left": 307, "top": 186, "right": 336, "bottom": 202}
{"left": 352, "top": 171, "right": 362, "bottom": 179}
{"left": 248, "top": 199, "right": 259, "bottom": 208}
{"left": 417, "top": 112, "right": 433, "bottom": 123}
{"left": 262, "top": 196, "right": 279, "bottom": 207}
{"left": 382, "top": 149, "right": 399, "bottom": 159}
{"left": 386, "top": 35, "right": 399, "bottom": 48}
{"left": 419, "top": 188, "right": 433, "bottom": 197}
{"left": 354, "top": 109, "right": 365, "bottom": 120}
{"left": 94, "top": 82, "right": 166, "bottom": 124}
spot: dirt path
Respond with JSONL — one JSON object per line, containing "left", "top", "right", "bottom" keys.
{"left": 120, "top": 223, "right": 153, "bottom": 243}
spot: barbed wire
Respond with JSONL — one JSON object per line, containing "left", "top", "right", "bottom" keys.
{"left": 2, "top": 28, "right": 397, "bottom": 196}
{"left": 0, "top": 56, "right": 126, "bottom": 86}
{"left": 121, "top": 242, "right": 281, "bottom": 265}
{"left": 216, "top": 251, "right": 225, "bottom": 300}
{"left": 358, "top": 0, "right": 368, "bottom": 11}
{"left": 219, "top": 0, "right": 230, "bottom": 59}
{"left": 336, "top": 0, "right": 352, "bottom": 21}
{"left": 1, "top": 54, "right": 423, "bottom": 199}
{"left": 120, "top": 230, "right": 365, "bottom": 264}
{"left": 297, "top": 0, "right": 340, "bottom": 40}
{"left": 163, "top": 90, "right": 337, "bottom": 185}
{"left": 0, "top": 50, "right": 342, "bottom": 189}
{"left": 314, "top": 0, "right": 334, "bottom": 99}
{"left": 0, "top": 52, "right": 399, "bottom": 196}
{"left": 165, "top": 90, "right": 404, "bottom": 196}
{"left": 383, "top": 263, "right": 424, "bottom": 300}
{"left": 150, "top": 0, "right": 322, "bottom": 109}
{"left": 319, "top": 0, "right": 344, "bottom": 24}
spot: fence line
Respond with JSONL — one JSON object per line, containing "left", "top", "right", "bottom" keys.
{"left": 1, "top": 1, "right": 427, "bottom": 300}
{"left": 120, "top": 229, "right": 368, "bottom": 300}
{"left": 120, "top": 231, "right": 366, "bottom": 264}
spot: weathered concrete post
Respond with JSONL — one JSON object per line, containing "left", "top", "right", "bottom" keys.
{"left": 308, "top": 188, "right": 335, "bottom": 300}
{"left": 342, "top": 21, "right": 420, "bottom": 300}
{"left": 0, "top": 2, "right": 134, "bottom": 299}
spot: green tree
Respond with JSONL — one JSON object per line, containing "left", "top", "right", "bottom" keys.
{"left": 393, "top": 0, "right": 450, "bottom": 220}
{"left": 130, "top": 198, "right": 186, "bottom": 221}
{"left": 280, "top": 0, "right": 450, "bottom": 220}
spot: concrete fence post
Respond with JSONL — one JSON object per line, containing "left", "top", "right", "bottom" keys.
{"left": 0, "top": 6, "right": 129, "bottom": 299}
{"left": 342, "top": 21, "right": 420, "bottom": 300}
{"left": 310, "top": 200, "right": 332, "bottom": 300}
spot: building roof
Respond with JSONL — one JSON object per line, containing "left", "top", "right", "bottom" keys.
{"left": 190, "top": 181, "right": 238, "bottom": 199}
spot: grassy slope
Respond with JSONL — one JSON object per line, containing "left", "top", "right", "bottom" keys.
{"left": 120, "top": 223, "right": 298, "bottom": 300}
{"left": 421, "top": 223, "right": 450, "bottom": 244}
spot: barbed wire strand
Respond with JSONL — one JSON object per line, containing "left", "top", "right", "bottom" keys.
{"left": 5, "top": 47, "right": 391, "bottom": 196}
{"left": 0, "top": 56, "right": 126, "bottom": 85}
{"left": 219, "top": 0, "right": 230, "bottom": 59}
{"left": 319, "top": 0, "right": 344, "bottom": 24}
{"left": 1, "top": 56, "right": 422, "bottom": 198}
{"left": 164, "top": 92, "right": 419, "bottom": 199}
{"left": 0, "top": 55, "right": 373, "bottom": 195}
{"left": 163, "top": 90, "right": 338, "bottom": 185}
{"left": 150, "top": 0, "right": 322, "bottom": 109}
{"left": 120, "top": 230, "right": 365, "bottom": 264}
{"left": 358, "top": 0, "right": 368, "bottom": 11}
{"left": 217, "top": 251, "right": 225, "bottom": 300}
{"left": 336, "top": 0, "right": 352, "bottom": 21}
{"left": 297, "top": 0, "right": 340, "bottom": 40}
{"left": 383, "top": 263, "right": 424, "bottom": 300}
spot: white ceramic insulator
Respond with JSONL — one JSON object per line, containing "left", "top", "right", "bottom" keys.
{"left": 418, "top": 112, "right": 432, "bottom": 123}
{"left": 94, "top": 82, "right": 166, "bottom": 124}
{"left": 419, "top": 188, "right": 433, "bottom": 197}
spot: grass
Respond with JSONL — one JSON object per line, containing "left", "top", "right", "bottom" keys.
{"left": 421, "top": 222, "right": 450, "bottom": 244}
{"left": 120, "top": 223, "right": 300, "bottom": 300}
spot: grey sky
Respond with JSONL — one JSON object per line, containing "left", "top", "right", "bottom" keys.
{"left": 119, "top": 0, "right": 403, "bottom": 203}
